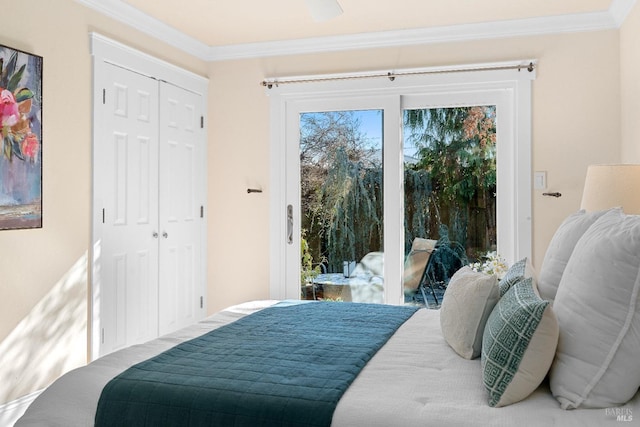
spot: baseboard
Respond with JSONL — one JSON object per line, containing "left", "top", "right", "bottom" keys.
{"left": 0, "top": 390, "right": 42, "bottom": 427}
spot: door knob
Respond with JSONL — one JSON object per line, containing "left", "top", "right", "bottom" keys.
{"left": 162, "top": 231, "right": 168, "bottom": 238}
{"left": 152, "top": 231, "right": 158, "bottom": 238}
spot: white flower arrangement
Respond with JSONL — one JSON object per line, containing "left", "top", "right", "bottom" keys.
{"left": 469, "top": 251, "right": 508, "bottom": 279}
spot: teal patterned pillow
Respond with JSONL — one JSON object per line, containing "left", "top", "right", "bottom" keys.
{"left": 498, "top": 258, "right": 530, "bottom": 296}
{"left": 481, "top": 277, "right": 559, "bottom": 407}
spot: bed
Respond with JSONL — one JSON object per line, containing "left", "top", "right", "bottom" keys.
{"left": 16, "top": 299, "right": 640, "bottom": 427}
{"left": 16, "top": 206, "right": 640, "bottom": 427}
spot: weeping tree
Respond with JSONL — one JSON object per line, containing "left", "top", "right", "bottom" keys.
{"left": 403, "top": 169, "right": 433, "bottom": 253}
{"left": 300, "top": 111, "right": 377, "bottom": 270}
{"left": 321, "top": 148, "right": 383, "bottom": 271}
{"left": 319, "top": 152, "right": 440, "bottom": 271}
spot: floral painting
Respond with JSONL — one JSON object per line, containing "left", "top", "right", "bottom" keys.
{"left": 0, "top": 45, "right": 42, "bottom": 230}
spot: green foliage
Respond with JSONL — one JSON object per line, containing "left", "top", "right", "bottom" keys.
{"left": 300, "top": 229, "right": 323, "bottom": 285}
{"left": 7, "top": 64, "right": 25, "bottom": 93}
{"left": 405, "top": 106, "right": 496, "bottom": 205}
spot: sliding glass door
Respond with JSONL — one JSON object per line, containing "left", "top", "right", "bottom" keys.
{"left": 292, "top": 102, "right": 500, "bottom": 307}
{"left": 269, "top": 66, "right": 532, "bottom": 304}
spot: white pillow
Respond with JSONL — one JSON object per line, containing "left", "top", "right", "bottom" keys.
{"left": 481, "top": 277, "right": 559, "bottom": 407}
{"left": 550, "top": 209, "right": 640, "bottom": 409}
{"left": 538, "top": 208, "right": 612, "bottom": 302}
{"left": 440, "top": 266, "right": 499, "bottom": 359}
{"left": 350, "top": 252, "right": 384, "bottom": 277}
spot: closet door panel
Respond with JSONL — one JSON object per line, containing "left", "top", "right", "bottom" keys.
{"left": 158, "top": 82, "right": 203, "bottom": 336}
{"left": 100, "top": 63, "right": 160, "bottom": 353}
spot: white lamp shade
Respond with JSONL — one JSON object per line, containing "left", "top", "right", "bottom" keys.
{"left": 580, "top": 164, "right": 640, "bottom": 214}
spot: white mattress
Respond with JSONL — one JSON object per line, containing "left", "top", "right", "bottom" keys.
{"left": 16, "top": 300, "right": 640, "bottom": 426}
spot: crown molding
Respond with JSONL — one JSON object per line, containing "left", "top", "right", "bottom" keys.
{"left": 609, "top": 0, "right": 637, "bottom": 25}
{"left": 76, "top": 0, "right": 211, "bottom": 58}
{"left": 76, "top": 0, "right": 636, "bottom": 62}
{"left": 207, "top": 11, "right": 617, "bottom": 61}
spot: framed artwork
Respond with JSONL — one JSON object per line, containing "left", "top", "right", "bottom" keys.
{"left": 0, "top": 44, "right": 42, "bottom": 230}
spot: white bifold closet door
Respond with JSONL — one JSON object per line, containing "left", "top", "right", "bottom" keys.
{"left": 157, "top": 81, "right": 203, "bottom": 336}
{"left": 99, "top": 63, "right": 204, "bottom": 355}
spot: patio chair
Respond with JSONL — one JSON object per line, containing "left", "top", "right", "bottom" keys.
{"left": 404, "top": 235, "right": 468, "bottom": 307}
{"left": 403, "top": 238, "right": 439, "bottom": 305}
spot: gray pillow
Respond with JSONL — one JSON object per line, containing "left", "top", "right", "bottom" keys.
{"left": 440, "top": 266, "right": 499, "bottom": 359}
{"left": 498, "top": 257, "right": 535, "bottom": 296}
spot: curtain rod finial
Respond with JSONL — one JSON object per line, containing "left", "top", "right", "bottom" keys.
{"left": 518, "top": 62, "right": 535, "bottom": 72}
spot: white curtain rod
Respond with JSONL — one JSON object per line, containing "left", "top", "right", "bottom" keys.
{"left": 261, "top": 61, "right": 536, "bottom": 89}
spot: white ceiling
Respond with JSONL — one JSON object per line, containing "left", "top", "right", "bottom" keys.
{"left": 78, "top": 0, "right": 635, "bottom": 60}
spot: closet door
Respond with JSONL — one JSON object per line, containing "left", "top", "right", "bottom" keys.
{"left": 158, "top": 82, "right": 204, "bottom": 336}
{"left": 92, "top": 35, "right": 209, "bottom": 359}
{"left": 100, "top": 63, "right": 160, "bottom": 352}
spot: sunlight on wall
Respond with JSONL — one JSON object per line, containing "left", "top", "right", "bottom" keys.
{"left": 0, "top": 253, "right": 87, "bottom": 403}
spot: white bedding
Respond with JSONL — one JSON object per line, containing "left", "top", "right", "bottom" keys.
{"left": 16, "top": 300, "right": 640, "bottom": 426}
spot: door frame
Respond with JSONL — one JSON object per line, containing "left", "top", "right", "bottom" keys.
{"left": 267, "top": 61, "right": 535, "bottom": 304}
{"left": 90, "top": 33, "right": 208, "bottom": 360}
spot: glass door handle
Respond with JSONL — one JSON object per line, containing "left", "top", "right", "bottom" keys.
{"left": 287, "top": 204, "right": 293, "bottom": 245}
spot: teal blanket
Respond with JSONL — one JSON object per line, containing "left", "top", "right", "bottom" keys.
{"left": 95, "top": 302, "right": 419, "bottom": 427}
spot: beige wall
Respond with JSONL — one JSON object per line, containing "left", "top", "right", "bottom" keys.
{"left": 0, "top": 0, "right": 634, "bottom": 405}
{"left": 207, "top": 29, "right": 622, "bottom": 312}
{"left": 621, "top": 2, "right": 640, "bottom": 162}
{"left": 0, "top": 0, "right": 206, "bottom": 405}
